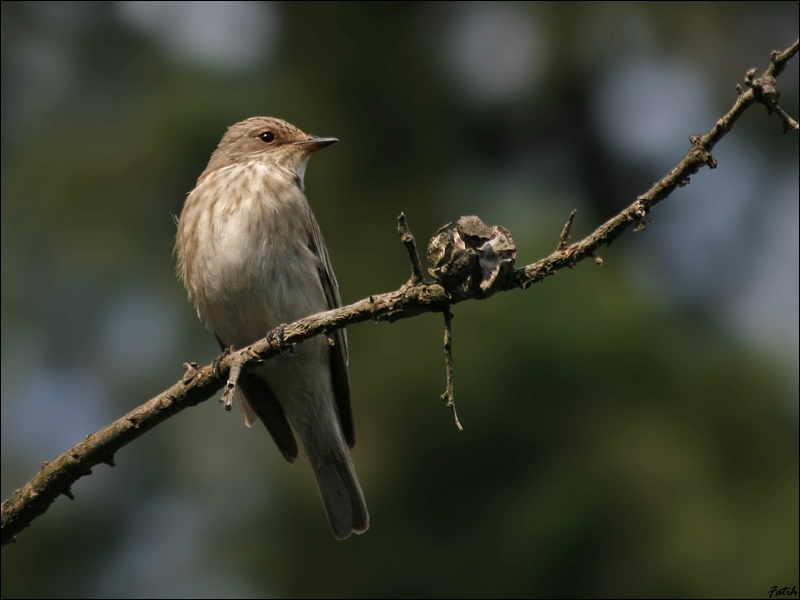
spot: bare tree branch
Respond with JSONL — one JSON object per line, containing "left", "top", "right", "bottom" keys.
{"left": 515, "top": 40, "right": 798, "bottom": 289}
{"left": 2, "top": 40, "right": 797, "bottom": 548}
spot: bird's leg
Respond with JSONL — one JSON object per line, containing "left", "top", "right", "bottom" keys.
{"left": 219, "top": 346, "right": 260, "bottom": 411}
{"left": 212, "top": 346, "right": 233, "bottom": 380}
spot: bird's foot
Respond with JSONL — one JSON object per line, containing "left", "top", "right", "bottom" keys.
{"left": 212, "top": 346, "right": 233, "bottom": 380}
{"left": 219, "top": 346, "right": 259, "bottom": 411}
{"left": 268, "top": 324, "right": 296, "bottom": 358}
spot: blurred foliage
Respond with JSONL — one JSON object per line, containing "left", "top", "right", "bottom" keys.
{"left": 1, "top": 2, "right": 797, "bottom": 598}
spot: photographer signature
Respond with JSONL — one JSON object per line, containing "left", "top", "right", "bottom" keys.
{"left": 769, "top": 586, "right": 798, "bottom": 598}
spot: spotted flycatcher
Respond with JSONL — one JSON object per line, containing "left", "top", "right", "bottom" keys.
{"left": 175, "top": 117, "right": 368, "bottom": 539}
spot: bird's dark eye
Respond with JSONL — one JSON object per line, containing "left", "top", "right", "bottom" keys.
{"left": 259, "top": 131, "right": 275, "bottom": 143}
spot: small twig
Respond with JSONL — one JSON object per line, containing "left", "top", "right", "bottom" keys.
{"left": 746, "top": 72, "right": 799, "bottom": 130}
{"left": 557, "top": 210, "right": 577, "bottom": 251}
{"left": 397, "top": 213, "right": 426, "bottom": 285}
{"left": 744, "top": 51, "right": 800, "bottom": 132}
{"left": 440, "top": 305, "right": 462, "bottom": 431}
{"left": 773, "top": 104, "right": 799, "bottom": 132}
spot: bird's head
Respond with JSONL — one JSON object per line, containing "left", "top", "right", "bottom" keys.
{"left": 199, "top": 116, "right": 337, "bottom": 187}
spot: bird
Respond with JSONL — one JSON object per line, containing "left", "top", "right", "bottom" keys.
{"left": 175, "top": 117, "right": 368, "bottom": 539}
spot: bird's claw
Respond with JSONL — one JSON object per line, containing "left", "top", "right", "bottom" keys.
{"left": 212, "top": 346, "right": 233, "bottom": 380}
{"left": 268, "top": 324, "right": 296, "bottom": 357}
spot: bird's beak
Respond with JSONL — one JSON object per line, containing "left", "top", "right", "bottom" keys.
{"left": 294, "top": 137, "right": 338, "bottom": 153}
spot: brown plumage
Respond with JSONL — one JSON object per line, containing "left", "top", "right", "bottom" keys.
{"left": 176, "top": 117, "right": 367, "bottom": 539}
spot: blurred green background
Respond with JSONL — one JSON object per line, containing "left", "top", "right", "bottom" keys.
{"left": 1, "top": 2, "right": 797, "bottom": 598}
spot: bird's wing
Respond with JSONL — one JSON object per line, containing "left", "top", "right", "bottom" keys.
{"left": 215, "top": 334, "right": 299, "bottom": 463}
{"left": 306, "top": 209, "right": 355, "bottom": 448}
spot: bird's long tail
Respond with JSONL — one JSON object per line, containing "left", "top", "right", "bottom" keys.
{"left": 309, "top": 444, "right": 369, "bottom": 539}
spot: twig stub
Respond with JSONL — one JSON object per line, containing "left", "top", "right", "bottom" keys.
{"left": 397, "top": 213, "right": 426, "bottom": 285}
{"left": 440, "top": 305, "right": 462, "bottom": 431}
{"left": 557, "top": 210, "right": 577, "bottom": 251}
